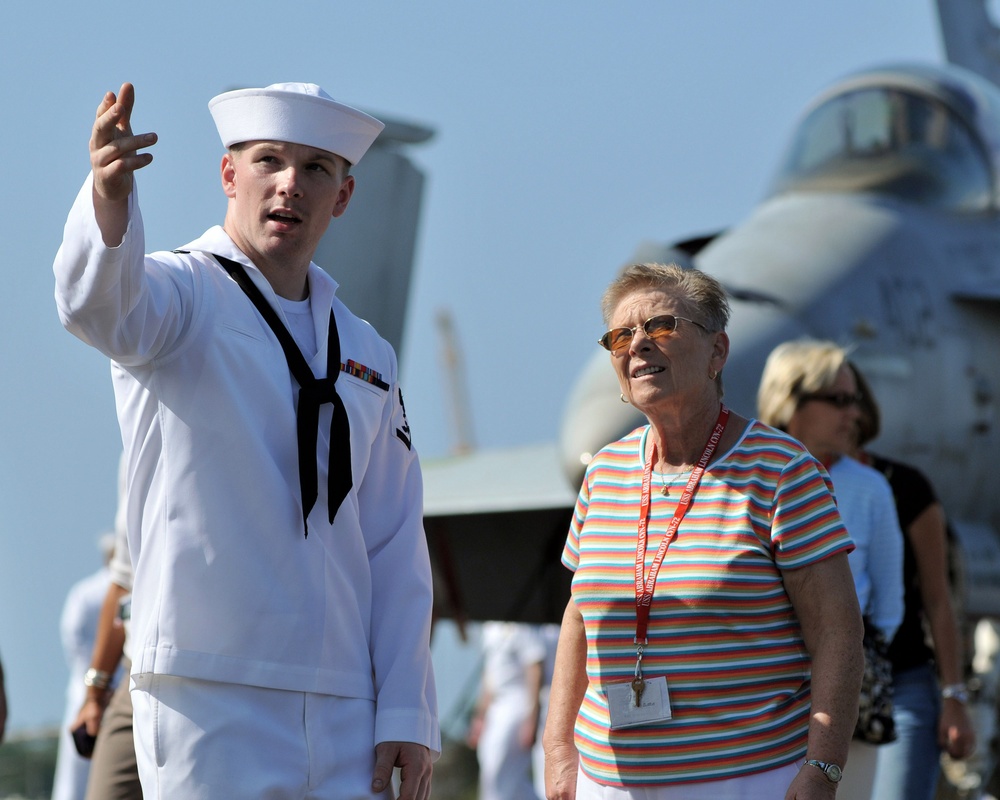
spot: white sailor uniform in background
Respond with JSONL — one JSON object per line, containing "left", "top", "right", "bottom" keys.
{"left": 476, "top": 622, "right": 558, "bottom": 800}
{"left": 52, "top": 560, "right": 114, "bottom": 800}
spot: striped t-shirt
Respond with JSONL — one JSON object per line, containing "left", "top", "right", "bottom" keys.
{"left": 563, "top": 420, "right": 853, "bottom": 786}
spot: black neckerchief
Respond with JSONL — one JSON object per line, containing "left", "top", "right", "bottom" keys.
{"left": 212, "top": 253, "right": 352, "bottom": 537}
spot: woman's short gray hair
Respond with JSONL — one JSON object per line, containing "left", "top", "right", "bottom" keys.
{"left": 600, "top": 263, "right": 730, "bottom": 331}
{"left": 756, "top": 339, "right": 849, "bottom": 431}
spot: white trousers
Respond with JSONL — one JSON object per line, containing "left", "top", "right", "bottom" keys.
{"left": 477, "top": 688, "right": 540, "bottom": 800}
{"left": 131, "top": 674, "right": 390, "bottom": 800}
{"left": 575, "top": 762, "right": 801, "bottom": 800}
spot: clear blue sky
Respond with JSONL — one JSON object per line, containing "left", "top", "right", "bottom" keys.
{"left": 0, "top": 1, "right": 941, "bottom": 733}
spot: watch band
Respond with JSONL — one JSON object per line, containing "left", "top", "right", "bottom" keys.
{"left": 83, "top": 668, "right": 111, "bottom": 690}
{"left": 941, "top": 683, "right": 969, "bottom": 704}
{"left": 805, "top": 759, "right": 843, "bottom": 783}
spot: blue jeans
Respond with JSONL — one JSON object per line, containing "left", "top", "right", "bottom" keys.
{"left": 871, "top": 662, "right": 942, "bottom": 800}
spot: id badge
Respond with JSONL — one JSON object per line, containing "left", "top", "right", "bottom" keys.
{"left": 607, "top": 676, "right": 671, "bottom": 730}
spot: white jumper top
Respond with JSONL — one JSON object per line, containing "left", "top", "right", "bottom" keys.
{"left": 54, "top": 175, "right": 439, "bottom": 752}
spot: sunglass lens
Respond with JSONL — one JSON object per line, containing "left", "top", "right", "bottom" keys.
{"left": 818, "top": 393, "right": 862, "bottom": 408}
{"left": 601, "top": 328, "right": 631, "bottom": 352}
{"left": 612, "top": 329, "right": 634, "bottom": 352}
{"left": 644, "top": 315, "right": 677, "bottom": 338}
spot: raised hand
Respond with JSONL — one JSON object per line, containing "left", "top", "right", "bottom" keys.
{"left": 89, "top": 83, "right": 157, "bottom": 245}
{"left": 90, "top": 82, "right": 156, "bottom": 201}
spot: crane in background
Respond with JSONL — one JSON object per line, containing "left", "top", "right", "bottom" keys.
{"left": 435, "top": 308, "right": 476, "bottom": 457}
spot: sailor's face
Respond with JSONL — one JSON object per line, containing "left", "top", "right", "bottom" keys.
{"left": 221, "top": 140, "right": 354, "bottom": 273}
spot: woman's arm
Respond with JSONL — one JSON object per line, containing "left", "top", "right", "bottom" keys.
{"left": 782, "top": 554, "right": 865, "bottom": 799}
{"left": 542, "top": 597, "right": 589, "bottom": 800}
{"left": 71, "top": 581, "right": 129, "bottom": 740}
{"left": 908, "top": 502, "right": 976, "bottom": 759}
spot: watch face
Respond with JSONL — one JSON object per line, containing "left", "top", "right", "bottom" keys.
{"left": 807, "top": 760, "right": 843, "bottom": 783}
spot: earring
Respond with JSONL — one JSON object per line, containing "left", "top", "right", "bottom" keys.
{"left": 620, "top": 393, "right": 629, "bottom": 403}
{"left": 709, "top": 369, "right": 718, "bottom": 381}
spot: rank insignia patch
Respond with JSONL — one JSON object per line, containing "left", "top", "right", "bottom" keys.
{"left": 395, "top": 388, "right": 412, "bottom": 450}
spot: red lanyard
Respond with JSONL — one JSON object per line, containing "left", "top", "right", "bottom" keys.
{"left": 634, "top": 405, "right": 729, "bottom": 644}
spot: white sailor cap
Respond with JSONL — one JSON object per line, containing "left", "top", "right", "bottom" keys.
{"left": 208, "top": 82, "right": 385, "bottom": 165}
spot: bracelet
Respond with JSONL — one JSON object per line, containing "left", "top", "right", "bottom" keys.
{"left": 83, "top": 668, "right": 112, "bottom": 690}
{"left": 941, "top": 683, "right": 969, "bottom": 704}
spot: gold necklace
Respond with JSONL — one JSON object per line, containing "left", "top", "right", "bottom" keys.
{"left": 658, "top": 468, "right": 691, "bottom": 496}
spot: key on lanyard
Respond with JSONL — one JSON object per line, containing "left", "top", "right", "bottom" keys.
{"left": 631, "top": 645, "right": 645, "bottom": 707}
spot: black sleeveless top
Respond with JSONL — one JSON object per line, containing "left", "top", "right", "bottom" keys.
{"left": 867, "top": 453, "right": 937, "bottom": 672}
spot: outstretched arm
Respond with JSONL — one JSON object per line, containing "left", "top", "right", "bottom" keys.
{"left": 89, "top": 82, "right": 157, "bottom": 247}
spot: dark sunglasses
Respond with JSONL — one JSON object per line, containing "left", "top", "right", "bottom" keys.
{"left": 799, "top": 391, "right": 863, "bottom": 409}
{"left": 599, "top": 314, "right": 708, "bottom": 353}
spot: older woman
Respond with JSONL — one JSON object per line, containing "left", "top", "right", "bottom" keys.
{"left": 543, "top": 263, "right": 864, "bottom": 800}
{"left": 757, "top": 340, "right": 905, "bottom": 800}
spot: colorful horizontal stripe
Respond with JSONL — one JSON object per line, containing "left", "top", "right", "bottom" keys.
{"left": 563, "top": 421, "right": 853, "bottom": 785}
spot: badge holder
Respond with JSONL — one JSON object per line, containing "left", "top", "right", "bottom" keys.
{"left": 607, "top": 644, "right": 672, "bottom": 730}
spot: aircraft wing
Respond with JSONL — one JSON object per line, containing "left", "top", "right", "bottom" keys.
{"left": 423, "top": 443, "right": 576, "bottom": 625}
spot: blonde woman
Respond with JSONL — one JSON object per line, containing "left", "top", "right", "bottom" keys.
{"left": 758, "top": 340, "right": 905, "bottom": 799}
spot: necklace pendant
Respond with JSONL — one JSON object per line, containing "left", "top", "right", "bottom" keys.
{"left": 660, "top": 484, "right": 670, "bottom": 496}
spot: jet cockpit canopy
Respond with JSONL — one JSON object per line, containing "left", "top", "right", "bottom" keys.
{"left": 769, "top": 63, "right": 1000, "bottom": 212}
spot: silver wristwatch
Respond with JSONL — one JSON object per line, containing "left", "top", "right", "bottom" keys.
{"left": 805, "top": 759, "right": 843, "bottom": 783}
{"left": 83, "top": 667, "right": 111, "bottom": 690}
{"left": 941, "top": 683, "right": 970, "bottom": 704}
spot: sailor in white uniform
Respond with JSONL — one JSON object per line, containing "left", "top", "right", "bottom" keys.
{"left": 54, "top": 81, "right": 438, "bottom": 800}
